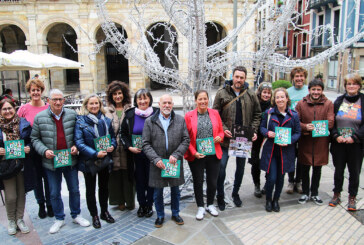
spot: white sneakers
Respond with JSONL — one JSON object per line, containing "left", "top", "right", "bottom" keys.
{"left": 206, "top": 205, "right": 219, "bottom": 217}
{"left": 7, "top": 220, "right": 17, "bottom": 235}
{"left": 17, "top": 219, "right": 30, "bottom": 233}
{"left": 73, "top": 215, "right": 91, "bottom": 227}
{"left": 196, "top": 207, "right": 205, "bottom": 220}
{"left": 49, "top": 220, "right": 65, "bottom": 234}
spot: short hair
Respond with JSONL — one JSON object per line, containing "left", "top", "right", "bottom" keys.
{"left": 133, "top": 89, "right": 153, "bottom": 108}
{"left": 308, "top": 79, "right": 325, "bottom": 90}
{"left": 194, "top": 89, "right": 209, "bottom": 100}
{"left": 344, "top": 73, "right": 362, "bottom": 90}
{"left": 3, "top": 89, "right": 12, "bottom": 95}
{"left": 0, "top": 98, "right": 16, "bottom": 111}
{"left": 25, "top": 78, "right": 45, "bottom": 93}
{"left": 49, "top": 89, "right": 64, "bottom": 98}
{"left": 271, "top": 87, "right": 291, "bottom": 108}
{"left": 106, "top": 80, "right": 131, "bottom": 107}
{"left": 79, "top": 94, "right": 106, "bottom": 115}
{"left": 290, "top": 67, "right": 308, "bottom": 81}
{"left": 256, "top": 82, "right": 272, "bottom": 101}
{"left": 233, "top": 66, "right": 248, "bottom": 77}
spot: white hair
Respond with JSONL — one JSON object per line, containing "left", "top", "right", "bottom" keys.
{"left": 49, "top": 89, "right": 64, "bottom": 98}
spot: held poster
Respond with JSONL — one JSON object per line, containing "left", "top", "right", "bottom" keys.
{"left": 312, "top": 120, "right": 329, "bottom": 137}
{"left": 4, "top": 140, "right": 25, "bottom": 159}
{"left": 53, "top": 149, "right": 72, "bottom": 168}
{"left": 196, "top": 137, "right": 215, "bottom": 155}
{"left": 338, "top": 127, "right": 354, "bottom": 138}
{"left": 228, "top": 125, "right": 254, "bottom": 158}
{"left": 94, "top": 134, "right": 111, "bottom": 151}
{"left": 161, "top": 159, "right": 180, "bottom": 178}
{"left": 132, "top": 134, "right": 143, "bottom": 149}
{"left": 274, "top": 127, "right": 291, "bottom": 144}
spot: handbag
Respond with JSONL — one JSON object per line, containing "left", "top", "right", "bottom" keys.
{"left": 0, "top": 132, "right": 24, "bottom": 180}
{"left": 85, "top": 154, "right": 113, "bottom": 176}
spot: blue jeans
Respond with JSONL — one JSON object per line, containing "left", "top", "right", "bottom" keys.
{"left": 265, "top": 155, "right": 285, "bottom": 200}
{"left": 153, "top": 186, "right": 180, "bottom": 218}
{"left": 45, "top": 166, "right": 81, "bottom": 220}
{"left": 216, "top": 146, "right": 246, "bottom": 197}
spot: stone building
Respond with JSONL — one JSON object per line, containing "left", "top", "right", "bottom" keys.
{"left": 0, "top": 0, "right": 256, "bottom": 97}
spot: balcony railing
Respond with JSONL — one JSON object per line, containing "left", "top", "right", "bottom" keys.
{"left": 308, "top": 0, "right": 338, "bottom": 10}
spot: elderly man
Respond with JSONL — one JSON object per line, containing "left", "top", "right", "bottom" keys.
{"left": 142, "top": 94, "right": 190, "bottom": 228}
{"left": 31, "top": 89, "right": 90, "bottom": 234}
{"left": 213, "top": 66, "right": 261, "bottom": 210}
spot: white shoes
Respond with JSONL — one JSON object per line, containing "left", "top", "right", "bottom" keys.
{"left": 17, "top": 219, "right": 30, "bottom": 234}
{"left": 49, "top": 220, "right": 65, "bottom": 234}
{"left": 7, "top": 220, "right": 17, "bottom": 235}
{"left": 206, "top": 205, "right": 219, "bottom": 217}
{"left": 196, "top": 207, "right": 205, "bottom": 220}
{"left": 73, "top": 215, "right": 90, "bottom": 227}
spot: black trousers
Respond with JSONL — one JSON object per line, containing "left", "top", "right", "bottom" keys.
{"left": 188, "top": 155, "right": 220, "bottom": 207}
{"left": 84, "top": 167, "right": 109, "bottom": 216}
{"left": 301, "top": 164, "right": 322, "bottom": 196}
{"left": 331, "top": 142, "right": 363, "bottom": 196}
{"left": 288, "top": 144, "right": 302, "bottom": 183}
{"left": 134, "top": 153, "right": 154, "bottom": 207}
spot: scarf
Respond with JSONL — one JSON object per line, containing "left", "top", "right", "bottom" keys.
{"left": 0, "top": 114, "right": 21, "bottom": 141}
{"left": 87, "top": 112, "right": 109, "bottom": 138}
{"left": 344, "top": 93, "right": 360, "bottom": 103}
{"left": 135, "top": 106, "right": 154, "bottom": 118}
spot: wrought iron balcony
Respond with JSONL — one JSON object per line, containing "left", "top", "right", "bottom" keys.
{"left": 308, "top": 0, "right": 338, "bottom": 10}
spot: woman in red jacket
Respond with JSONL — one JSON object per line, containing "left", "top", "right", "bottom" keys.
{"left": 184, "top": 90, "right": 224, "bottom": 221}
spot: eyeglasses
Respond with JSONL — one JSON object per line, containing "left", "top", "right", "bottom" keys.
{"left": 50, "top": 98, "right": 65, "bottom": 102}
{"left": 260, "top": 83, "right": 272, "bottom": 88}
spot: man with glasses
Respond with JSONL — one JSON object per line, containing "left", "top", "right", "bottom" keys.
{"left": 31, "top": 89, "right": 90, "bottom": 234}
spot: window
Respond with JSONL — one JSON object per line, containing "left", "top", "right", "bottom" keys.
{"left": 301, "top": 33, "right": 307, "bottom": 57}
{"left": 359, "top": 56, "right": 364, "bottom": 77}
{"left": 333, "top": 10, "right": 340, "bottom": 44}
{"left": 317, "top": 15, "right": 324, "bottom": 46}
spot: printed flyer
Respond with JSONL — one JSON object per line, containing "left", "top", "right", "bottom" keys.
{"left": 132, "top": 134, "right": 143, "bottom": 149}
{"left": 161, "top": 159, "right": 180, "bottom": 178}
{"left": 228, "top": 125, "right": 254, "bottom": 158}
{"left": 94, "top": 134, "right": 111, "bottom": 151}
{"left": 312, "top": 120, "right": 329, "bottom": 137}
{"left": 196, "top": 137, "right": 215, "bottom": 155}
{"left": 338, "top": 127, "right": 354, "bottom": 138}
{"left": 53, "top": 149, "right": 72, "bottom": 168}
{"left": 274, "top": 127, "right": 291, "bottom": 144}
{"left": 4, "top": 140, "right": 25, "bottom": 159}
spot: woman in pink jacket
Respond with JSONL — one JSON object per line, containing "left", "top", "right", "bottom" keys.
{"left": 184, "top": 90, "right": 224, "bottom": 221}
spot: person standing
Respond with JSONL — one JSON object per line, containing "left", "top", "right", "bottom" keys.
{"left": 75, "top": 94, "right": 117, "bottom": 229}
{"left": 249, "top": 82, "right": 272, "bottom": 198}
{"left": 329, "top": 73, "right": 364, "bottom": 211}
{"left": 212, "top": 66, "right": 261, "bottom": 210}
{"left": 286, "top": 67, "right": 309, "bottom": 194}
{"left": 31, "top": 89, "right": 90, "bottom": 234}
{"left": 260, "top": 88, "right": 301, "bottom": 212}
{"left": 105, "top": 81, "right": 134, "bottom": 211}
{"left": 143, "top": 94, "right": 190, "bottom": 228}
{"left": 17, "top": 78, "right": 52, "bottom": 219}
{"left": 184, "top": 90, "right": 224, "bottom": 220}
{"left": 296, "top": 79, "right": 334, "bottom": 205}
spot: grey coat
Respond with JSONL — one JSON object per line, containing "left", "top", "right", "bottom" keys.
{"left": 31, "top": 107, "right": 78, "bottom": 171}
{"left": 142, "top": 110, "right": 190, "bottom": 188}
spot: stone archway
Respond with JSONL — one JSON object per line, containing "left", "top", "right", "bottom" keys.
{"left": 146, "top": 22, "right": 178, "bottom": 90}
{"left": 95, "top": 24, "right": 129, "bottom": 91}
{"left": 46, "top": 23, "right": 79, "bottom": 92}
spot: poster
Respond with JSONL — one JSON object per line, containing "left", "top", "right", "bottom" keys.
{"left": 53, "top": 149, "right": 72, "bottom": 168}
{"left": 312, "top": 120, "right": 329, "bottom": 137}
{"left": 228, "top": 125, "right": 254, "bottom": 158}
{"left": 161, "top": 159, "right": 180, "bottom": 178}
{"left": 4, "top": 140, "right": 25, "bottom": 159}
{"left": 338, "top": 127, "right": 354, "bottom": 138}
{"left": 196, "top": 137, "right": 215, "bottom": 155}
{"left": 274, "top": 127, "right": 291, "bottom": 144}
{"left": 132, "top": 134, "right": 143, "bottom": 149}
{"left": 94, "top": 134, "right": 111, "bottom": 151}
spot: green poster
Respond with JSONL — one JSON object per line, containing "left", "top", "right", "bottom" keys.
{"left": 338, "top": 127, "right": 354, "bottom": 138}
{"left": 4, "top": 140, "right": 25, "bottom": 159}
{"left": 196, "top": 137, "right": 215, "bottom": 155}
{"left": 132, "top": 134, "right": 143, "bottom": 149}
{"left": 94, "top": 134, "right": 111, "bottom": 151}
{"left": 53, "top": 149, "right": 72, "bottom": 168}
{"left": 161, "top": 159, "right": 180, "bottom": 178}
{"left": 274, "top": 127, "right": 291, "bottom": 144}
{"left": 312, "top": 120, "right": 329, "bottom": 137}
{"left": 290, "top": 100, "right": 300, "bottom": 110}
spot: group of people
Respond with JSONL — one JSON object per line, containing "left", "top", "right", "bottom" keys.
{"left": 0, "top": 65, "right": 362, "bottom": 236}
